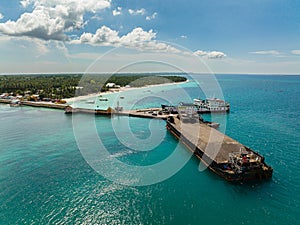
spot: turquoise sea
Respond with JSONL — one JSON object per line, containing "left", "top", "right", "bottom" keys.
{"left": 0, "top": 75, "right": 299, "bottom": 224}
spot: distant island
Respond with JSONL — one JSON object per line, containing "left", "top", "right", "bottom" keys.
{"left": 0, "top": 74, "right": 187, "bottom": 102}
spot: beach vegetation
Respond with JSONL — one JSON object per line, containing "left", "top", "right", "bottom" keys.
{"left": 0, "top": 73, "right": 187, "bottom": 100}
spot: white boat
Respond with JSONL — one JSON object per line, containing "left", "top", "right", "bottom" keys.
{"left": 86, "top": 100, "right": 95, "bottom": 104}
{"left": 10, "top": 99, "right": 21, "bottom": 107}
{"left": 99, "top": 97, "right": 108, "bottom": 101}
{"left": 194, "top": 98, "right": 230, "bottom": 112}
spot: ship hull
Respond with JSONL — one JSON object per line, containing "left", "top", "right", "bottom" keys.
{"left": 166, "top": 121, "right": 273, "bottom": 182}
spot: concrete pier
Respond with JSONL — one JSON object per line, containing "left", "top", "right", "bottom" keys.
{"left": 0, "top": 99, "right": 68, "bottom": 109}
{"left": 21, "top": 101, "right": 68, "bottom": 109}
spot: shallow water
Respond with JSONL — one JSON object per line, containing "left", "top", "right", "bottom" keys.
{"left": 0, "top": 75, "right": 299, "bottom": 224}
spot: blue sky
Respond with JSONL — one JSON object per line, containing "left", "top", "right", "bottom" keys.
{"left": 0, "top": 0, "right": 299, "bottom": 74}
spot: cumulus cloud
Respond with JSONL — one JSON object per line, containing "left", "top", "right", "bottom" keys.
{"left": 128, "top": 8, "right": 146, "bottom": 16}
{"left": 19, "top": 0, "right": 111, "bottom": 12}
{"left": 20, "top": 0, "right": 34, "bottom": 8}
{"left": 0, "top": 13, "right": 4, "bottom": 20}
{"left": 91, "top": 15, "right": 102, "bottom": 21}
{"left": 75, "top": 26, "right": 120, "bottom": 46}
{"left": 0, "top": 0, "right": 111, "bottom": 41}
{"left": 72, "top": 26, "right": 180, "bottom": 53}
{"left": 112, "top": 7, "right": 122, "bottom": 16}
{"left": 0, "top": 1, "right": 227, "bottom": 58}
{"left": 194, "top": 50, "right": 226, "bottom": 59}
{"left": 291, "top": 50, "right": 300, "bottom": 55}
{"left": 146, "top": 12, "right": 157, "bottom": 21}
{"left": 180, "top": 35, "right": 187, "bottom": 39}
{"left": 250, "top": 50, "right": 280, "bottom": 55}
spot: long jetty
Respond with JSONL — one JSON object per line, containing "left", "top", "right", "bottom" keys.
{"left": 65, "top": 106, "right": 170, "bottom": 119}
{"left": 21, "top": 101, "right": 68, "bottom": 109}
{"left": 0, "top": 99, "right": 68, "bottom": 109}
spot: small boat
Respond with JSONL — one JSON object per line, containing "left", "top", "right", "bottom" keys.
{"left": 206, "top": 122, "right": 220, "bottom": 128}
{"left": 99, "top": 97, "right": 108, "bottom": 101}
{"left": 86, "top": 100, "right": 95, "bottom": 104}
{"left": 161, "top": 104, "right": 178, "bottom": 114}
{"left": 10, "top": 99, "right": 21, "bottom": 107}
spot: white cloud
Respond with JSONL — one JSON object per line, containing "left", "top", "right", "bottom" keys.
{"left": 128, "top": 8, "right": 146, "bottom": 16}
{"left": 0, "top": 0, "right": 111, "bottom": 41}
{"left": 72, "top": 26, "right": 180, "bottom": 53}
{"left": 291, "top": 50, "right": 300, "bottom": 55}
{"left": 112, "top": 10, "right": 121, "bottom": 16}
{"left": 249, "top": 50, "right": 288, "bottom": 58}
{"left": 112, "top": 7, "right": 122, "bottom": 16}
{"left": 20, "top": 0, "right": 34, "bottom": 8}
{"left": 0, "top": 35, "right": 70, "bottom": 59}
{"left": 194, "top": 50, "right": 226, "bottom": 59}
{"left": 180, "top": 35, "right": 187, "bottom": 39}
{"left": 91, "top": 15, "right": 102, "bottom": 21}
{"left": 250, "top": 50, "right": 280, "bottom": 55}
{"left": 75, "top": 26, "right": 120, "bottom": 46}
{"left": 19, "top": 0, "right": 111, "bottom": 12}
{"left": 34, "top": 39, "right": 50, "bottom": 56}
{"left": 146, "top": 12, "right": 157, "bottom": 21}
{"left": 0, "top": 13, "right": 4, "bottom": 20}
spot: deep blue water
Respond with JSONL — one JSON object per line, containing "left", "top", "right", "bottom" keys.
{"left": 0, "top": 75, "right": 299, "bottom": 224}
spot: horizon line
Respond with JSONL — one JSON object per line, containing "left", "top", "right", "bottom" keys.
{"left": 0, "top": 72, "right": 299, "bottom": 76}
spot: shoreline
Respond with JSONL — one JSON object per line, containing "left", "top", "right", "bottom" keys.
{"left": 63, "top": 80, "right": 189, "bottom": 103}
{"left": 0, "top": 80, "right": 189, "bottom": 110}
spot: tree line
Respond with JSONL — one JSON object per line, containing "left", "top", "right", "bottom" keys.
{"left": 0, "top": 74, "right": 187, "bottom": 99}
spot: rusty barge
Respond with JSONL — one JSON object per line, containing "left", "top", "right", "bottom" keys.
{"left": 166, "top": 116, "right": 273, "bottom": 182}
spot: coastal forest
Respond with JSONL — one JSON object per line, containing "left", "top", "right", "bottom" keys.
{"left": 0, "top": 74, "right": 187, "bottom": 99}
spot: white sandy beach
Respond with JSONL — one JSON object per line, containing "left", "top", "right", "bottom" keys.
{"left": 63, "top": 80, "right": 189, "bottom": 103}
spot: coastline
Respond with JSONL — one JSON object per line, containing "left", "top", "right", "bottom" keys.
{"left": 63, "top": 80, "right": 189, "bottom": 103}
{"left": 0, "top": 80, "right": 189, "bottom": 110}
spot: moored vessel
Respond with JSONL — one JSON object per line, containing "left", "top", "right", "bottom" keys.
{"left": 194, "top": 97, "right": 230, "bottom": 113}
{"left": 9, "top": 99, "right": 21, "bottom": 107}
{"left": 166, "top": 115, "right": 273, "bottom": 182}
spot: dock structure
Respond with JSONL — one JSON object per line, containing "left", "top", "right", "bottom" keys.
{"left": 1, "top": 97, "right": 273, "bottom": 182}
{"left": 0, "top": 99, "right": 68, "bottom": 109}
{"left": 0, "top": 99, "right": 11, "bottom": 104}
{"left": 21, "top": 101, "right": 68, "bottom": 109}
{"left": 64, "top": 106, "right": 218, "bottom": 127}
{"left": 115, "top": 109, "right": 168, "bottom": 120}
{"left": 65, "top": 105, "right": 172, "bottom": 120}
{"left": 166, "top": 116, "right": 273, "bottom": 182}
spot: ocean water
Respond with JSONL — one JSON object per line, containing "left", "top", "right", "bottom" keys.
{"left": 0, "top": 75, "right": 299, "bottom": 224}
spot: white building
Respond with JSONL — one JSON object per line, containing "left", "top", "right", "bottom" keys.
{"left": 106, "top": 83, "right": 116, "bottom": 88}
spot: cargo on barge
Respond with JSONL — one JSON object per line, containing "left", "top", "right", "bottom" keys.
{"left": 166, "top": 116, "right": 273, "bottom": 182}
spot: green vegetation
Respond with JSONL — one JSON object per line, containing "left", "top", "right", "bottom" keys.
{"left": 0, "top": 74, "right": 187, "bottom": 100}
{"left": 0, "top": 74, "right": 81, "bottom": 99}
